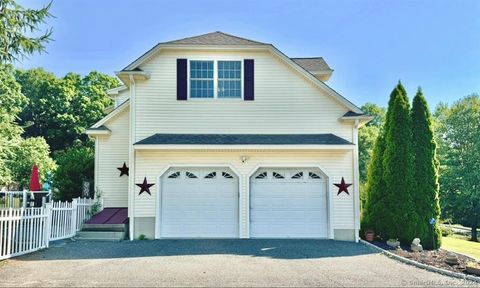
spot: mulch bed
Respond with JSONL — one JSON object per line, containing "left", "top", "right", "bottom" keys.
{"left": 370, "top": 240, "right": 479, "bottom": 276}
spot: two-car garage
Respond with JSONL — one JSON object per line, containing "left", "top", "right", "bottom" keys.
{"left": 159, "top": 167, "right": 329, "bottom": 239}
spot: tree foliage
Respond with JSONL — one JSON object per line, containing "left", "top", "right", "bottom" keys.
{"left": 361, "top": 132, "right": 386, "bottom": 234}
{"left": 358, "top": 103, "right": 385, "bottom": 209}
{"left": 15, "top": 68, "right": 119, "bottom": 151}
{"left": 0, "top": 65, "right": 54, "bottom": 188}
{"left": 0, "top": 64, "right": 26, "bottom": 186}
{"left": 53, "top": 145, "right": 94, "bottom": 201}
{"left": 436, "top": 95, "right": 480, "bottom": 241}
{"left": 363, "top": 83, "right": 417, "bottom": 243}
{"left": 0, "top": 0, "right": 53, "bottom": 64}
{"left": 9, "top": 136, "right": 56, "bottom": 189}
{"left": 411, "top": 88, "right": 441, "bottom": 249}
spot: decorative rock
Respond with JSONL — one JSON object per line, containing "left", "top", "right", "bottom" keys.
{"left": 387, "top": 239, "right": 400, "bottom": 248}
{"left": 445, "top": 252, "right": 459, "bottom": 266}
{"left": 411, "top": 238, "right": 423, "bottom": 252}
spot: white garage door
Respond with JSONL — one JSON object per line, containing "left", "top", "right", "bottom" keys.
{"left": 250, "top": 168, "right": 328, "bottom": 238}
{"left": 161, "top": 168, "right": 239, "bottom": 238}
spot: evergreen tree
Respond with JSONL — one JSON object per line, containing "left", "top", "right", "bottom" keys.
{"left": 411, "top": 89, "right": 441, "bottom": 249}
{"left": 381, "top": 82, "right": 417, "bottom": 243}
{"left": 361, "top": 132, "right": 386, "bottom": 234}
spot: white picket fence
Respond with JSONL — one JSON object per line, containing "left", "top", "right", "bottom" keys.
{"left": 0, "top": 197, "right": 94, "bottom": 260}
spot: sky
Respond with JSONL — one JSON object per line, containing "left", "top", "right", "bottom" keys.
{"left": 18, "top": 0, "right": 480, "bottom": 108}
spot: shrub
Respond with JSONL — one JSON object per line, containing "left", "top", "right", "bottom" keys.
{"left": 440, "top": 226, "right": 453, "bottom": 237}
{"left": 53, "top": 145, "right": 94, "bottom": 201}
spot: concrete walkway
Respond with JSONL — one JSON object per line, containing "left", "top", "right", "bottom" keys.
{"left": 0, "top": 239, "right": 477, "bottom": 287}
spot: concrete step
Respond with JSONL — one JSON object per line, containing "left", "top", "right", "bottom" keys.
{"left": 76, "top": 230, "right": 126, "bottom": 241}
{"left": 81, "top": 223, "right": 126, "bottom": 232}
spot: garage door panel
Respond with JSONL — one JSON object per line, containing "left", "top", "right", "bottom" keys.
{"left": 250, "top": 169, "right": 328, "bottom": 238}
{"left": 161, "top": 168, "right": 239, "bottom": 238}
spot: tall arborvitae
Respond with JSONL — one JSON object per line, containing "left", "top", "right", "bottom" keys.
{"left": 411, "top": 88, "right": 442, "bottom": 249}
{"left": 361, "top": 132, "right": 386, "bottom": 234}
{"left": 382, "top": 82, "right": 417, "bottom": 243}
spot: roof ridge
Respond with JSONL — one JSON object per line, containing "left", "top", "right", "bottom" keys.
{"left": 161, "top": 31, "right": 268, "bottom": 45}
{"left": 291, "top": 57, "right": 325, "bottom": 60}
{"left": 214, "top": 31, "right": 269, "bottom": 45}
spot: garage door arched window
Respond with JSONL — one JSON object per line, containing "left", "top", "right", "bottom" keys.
{"left": 205, "top": 172, "right": 216, "bottom": 179}
{"left": 308, "top": 172, "right": 322, "bottom": 179}
{"left": 272, "top": 172, "right": 285, "bottom": 179}
{"left": 168, "top": 171, "right": 180, "bottom": 179}
{"left": 186, "top": 171, "right": 198, "bottom": 178}
{"left": 255, "top": 172, "right": 267, "bottom": 179}
{"left": 222, "top": 172, "right": 234, "bottom": 179}
{"left": 291, "top": 172, "right": 303, "bottom": 179}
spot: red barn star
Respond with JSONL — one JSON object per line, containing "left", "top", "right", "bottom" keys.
{"left": 136, "top": 177, "right": 154, "bottom": 195}
{"left": 334, "top": 177, "right": 352, "bottom": 195}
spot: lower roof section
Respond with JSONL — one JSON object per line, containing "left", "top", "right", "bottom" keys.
{"left": 134, "top": 134, "right": 353, "bottom": 150}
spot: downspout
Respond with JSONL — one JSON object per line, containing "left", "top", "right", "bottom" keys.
{"left": 128, "top": 75, "right": 136, "bottom": 241}
{"left": 352, "top": 119, "right": 360, "bottom": 242}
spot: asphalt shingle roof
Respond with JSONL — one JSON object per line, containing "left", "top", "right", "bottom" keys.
{"left": 343, "top": 111, "right": 367, "bottom": 117}
{"left": 135, "top": 134, "right": 353, "bottom": 145}
{"left": 162, "top": 31, "right": 268, "bottom": 46}
{"left": 291, "top": 58, "right": 332, "bottom": 72}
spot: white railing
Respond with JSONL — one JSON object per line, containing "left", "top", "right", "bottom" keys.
{"left": 0, "top": 197, "right": 94, "bottom": 260}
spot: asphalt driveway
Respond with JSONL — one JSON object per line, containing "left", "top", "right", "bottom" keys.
{"left": 0, "top": 239, "right": 477, "bottom": 287}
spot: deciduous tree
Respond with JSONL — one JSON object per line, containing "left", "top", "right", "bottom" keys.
{"left": 436, "top": 95, "right": 480, "bottom": 241}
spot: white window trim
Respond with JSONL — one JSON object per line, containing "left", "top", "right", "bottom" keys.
{"left": 187, "top": 58, "right": 244, "bottom": 100}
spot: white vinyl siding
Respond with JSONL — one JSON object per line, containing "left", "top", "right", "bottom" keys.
{"left": 114, "top": 90, "right": 130, "bottom": 108}
{"left": 134, "top": 149, "right": 355, "bottom": 238}
{"left": 96, "top": 107, "right": 129, "bottom": 207}
{"left": 134, "top": 50, "right": 353, "bottom": 143}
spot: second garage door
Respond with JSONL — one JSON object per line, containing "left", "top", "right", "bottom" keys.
{"left": 161, "top": 168, "right": 239, "bottom": 238}
{"left": 250, "top": 168, "right": 328, "bottom": 238}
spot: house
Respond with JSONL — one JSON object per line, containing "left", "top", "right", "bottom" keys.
{"left": 86, "top": 31, "right": 372, "bottom": 241}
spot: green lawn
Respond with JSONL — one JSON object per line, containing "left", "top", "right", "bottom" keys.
{"left": 442, "top": 235, "right": 480, "bottom": 260}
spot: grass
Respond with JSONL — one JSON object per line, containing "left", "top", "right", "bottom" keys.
{"left": 442, "top": 234, "right": 480, "bottom": 260}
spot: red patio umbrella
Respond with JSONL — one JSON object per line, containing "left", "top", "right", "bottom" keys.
{"left": 29, "top": 164, "right": 42, "bottom": 191}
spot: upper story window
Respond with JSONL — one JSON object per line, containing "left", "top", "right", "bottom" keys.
{"left": 189, "top": 60, "right": 242, "bottom": 99}
{"left": 190, "top": 61, "right": 214, "bottom": 98}
{"left": 218, "top": 61, "right": 241, "bottom": 98}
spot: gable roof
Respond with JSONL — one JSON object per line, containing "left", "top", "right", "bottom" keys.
{"left": 162, "top": 31, "right": 268, "bottom": 46}
{"left": 291, "top": 58, "right": 332, "bottom": 73}
{"left": 117, "top": 31, "right": 364, "bottom": 114}
{"left": 135, "top": 133, "right": 353, "bottom": 145}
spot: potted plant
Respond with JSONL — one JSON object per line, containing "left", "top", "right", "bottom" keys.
{"left": 466, "top": 262, "right": 480, "bottom": 276}
{"left": 365, "top": 229, "right": 375, "bottom": 242}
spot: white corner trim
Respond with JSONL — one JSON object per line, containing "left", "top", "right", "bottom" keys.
{"left": 133, "top": 144, "right": 355, "bottom": 151}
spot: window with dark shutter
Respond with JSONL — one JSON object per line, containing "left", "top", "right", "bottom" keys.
{"left": 244, "top": 59, "right": 254, "bottom": 101}
{"left": 177, "top": 59, "right": 188, "bottom": 100}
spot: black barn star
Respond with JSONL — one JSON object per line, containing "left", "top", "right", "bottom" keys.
{"left": 334, "top": 177, "right": 352, "bottom": 195}
{"left": 136, "top": 177, "right": 154, "bottom": 195}
{"left": 117, "top": 162, "right": 129, "bottom": 177}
